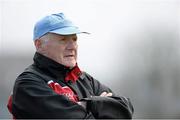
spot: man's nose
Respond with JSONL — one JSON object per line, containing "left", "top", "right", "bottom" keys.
{"left": 66, "top": 40, "right": 77, "bottom": 49}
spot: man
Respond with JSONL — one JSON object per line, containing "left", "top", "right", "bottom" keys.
{"left": 7, "top": 13, "right": 133, "bottom": 119}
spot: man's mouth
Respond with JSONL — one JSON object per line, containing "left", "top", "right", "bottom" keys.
{"left": 64, "top": 55, "right": 74, "bottom": 58}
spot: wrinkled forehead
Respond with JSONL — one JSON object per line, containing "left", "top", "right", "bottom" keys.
{"left": 38, "top": 33, "right": 77, "bottom": 43}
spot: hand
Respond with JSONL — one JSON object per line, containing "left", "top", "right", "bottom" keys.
{"left": 77, "top": 101, "right": 87, "bottom": 109}
{"left": 100, "top": 92, "right": 113, "bottom": 97}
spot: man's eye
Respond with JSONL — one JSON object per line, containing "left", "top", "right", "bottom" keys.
{"left": 59, "top": 39, "right": 66, "bottom": 43}
{"left": 73, "top": 38, "right": 77, "bottom": 42}
{"left": 57, "top": 39, "right": 66, "bottom": 44}
{"left": 73, "top": 37, "right": 77, "bottom": 41}
{"left": 61, "top": 38, "right": 66, "bottom": 41}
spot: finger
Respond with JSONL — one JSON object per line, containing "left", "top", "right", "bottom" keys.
{"left": 105, "top": 92, "right": 113, "bottom": 97}
{"left": 77, "top": 102, "right": 87, "bottom": 109}
{"left": 100, "top": 92, "right": 107, "bottom": 97}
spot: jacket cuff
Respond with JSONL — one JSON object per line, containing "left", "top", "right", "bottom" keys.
{"left": 80, "top": 96, "right": 133, "bottom": 119}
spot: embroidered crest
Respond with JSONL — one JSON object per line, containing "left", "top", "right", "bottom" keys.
{"left": 47, "top": 80, "right": 78, "bottom": 102}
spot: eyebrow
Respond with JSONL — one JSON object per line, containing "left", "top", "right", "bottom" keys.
{"left": 63, "top": 35, "right": 77, "bottom": 39}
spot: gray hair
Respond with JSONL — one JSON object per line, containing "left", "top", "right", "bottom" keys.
{"left": 39, "top": 33, "right": 50, "bottom": 44}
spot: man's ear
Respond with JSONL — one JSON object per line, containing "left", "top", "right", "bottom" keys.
{"left": 34, "top": 39, "right": 42, "bottom": 50}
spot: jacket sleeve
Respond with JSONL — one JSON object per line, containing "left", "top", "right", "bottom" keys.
{"left": 82, "top": 72, "right": 134, "bottom": 119}
{"left": 12, "top": 73, "right": 93, "bottom": 119}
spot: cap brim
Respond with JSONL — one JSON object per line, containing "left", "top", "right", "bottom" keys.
{"left": 49, "top": 26, "right": 90, "bottom": 35}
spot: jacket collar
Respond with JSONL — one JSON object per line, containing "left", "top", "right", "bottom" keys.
{"left": 33, "top": 52, "right": 82, "bottom": 83}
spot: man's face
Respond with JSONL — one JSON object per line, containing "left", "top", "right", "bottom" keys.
{"left": 36, "top": 33, "right": 78, "bottom": 68}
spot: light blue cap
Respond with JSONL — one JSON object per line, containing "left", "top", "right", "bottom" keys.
{"left": 33, "top": 13, "right": 88, "bottom": 40}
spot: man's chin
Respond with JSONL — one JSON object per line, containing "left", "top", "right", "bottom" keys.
{"left": 64, "top": 62, "right": 76, "bottom": 68}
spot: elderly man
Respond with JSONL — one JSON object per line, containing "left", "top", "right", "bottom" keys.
{"left": 7, "top": 13, "right": 133, "bottom": 119}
